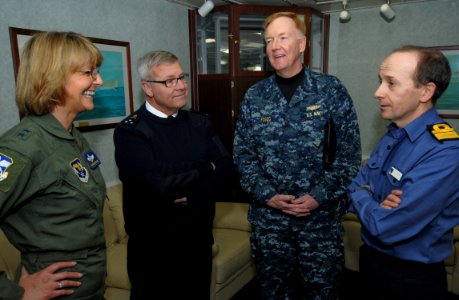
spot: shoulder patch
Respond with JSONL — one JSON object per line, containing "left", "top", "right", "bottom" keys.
{"left": 0, "top": 153, "right": 14, "bottom": 182}
{"left": 0, "top": 151, "right": 27, "bottom": 193}
{"left": 427, "top": 123, "right": 459, "bottom": 143}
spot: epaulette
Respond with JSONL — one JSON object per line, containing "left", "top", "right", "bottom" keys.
{"left": 122, "top": 113, "right": 141, "bottom": 127}
{"left": 189, "top": 109, "right": 210, "bottom": 126}
{"left": 427, "top": 122, "right": 459, "bottom": 143}
{"left": 189, "top": 109, "right": 210, "bottom": 118}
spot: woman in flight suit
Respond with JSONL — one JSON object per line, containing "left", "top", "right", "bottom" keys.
{"left": 0, "top": 31, "right": 107, "bottom": 299}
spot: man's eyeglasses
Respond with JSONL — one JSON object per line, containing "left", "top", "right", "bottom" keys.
{"left": 79, "top": 68, "right": 100, "bottom": 80}
{"left": 144, "top": 73, "right": 189, "bottom": 88}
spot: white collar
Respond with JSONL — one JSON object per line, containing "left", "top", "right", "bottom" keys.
{"left": 145, "top": 101, "right": 177, "bottom": 118}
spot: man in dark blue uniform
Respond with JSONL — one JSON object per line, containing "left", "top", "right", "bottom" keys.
{"left": 348, "top": 45, "right": 459, "bottom": 300}
{"left": 114, "top": 50, "right": 233, "bottom": 300}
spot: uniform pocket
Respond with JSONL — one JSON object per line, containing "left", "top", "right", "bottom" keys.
{"left": 386, "top": 165, "right": 403, "bottom": 187}
{"left": 23, "top": 249, "right": 89, "bottom": 264}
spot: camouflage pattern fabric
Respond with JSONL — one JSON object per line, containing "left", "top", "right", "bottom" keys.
{"left": 233, "top": 68, "right": 361, "bottom": 299}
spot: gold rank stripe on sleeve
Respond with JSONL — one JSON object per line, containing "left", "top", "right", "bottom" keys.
{"left": 428, "top": 123, "right": 459, "bottom": 142}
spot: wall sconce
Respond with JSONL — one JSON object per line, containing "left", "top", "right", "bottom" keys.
{"left": 198, "top": 0, "right": 215, "bottom": 17}
{"left": 339, "top": 0, "right": 351, "bottom": 22}
{"left": 380, "top": 0, "right": 396, "bottom": 21}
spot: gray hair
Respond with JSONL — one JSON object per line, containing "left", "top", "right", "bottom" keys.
{"left": 137, "top": 50, "right": 178, "bottom": 80}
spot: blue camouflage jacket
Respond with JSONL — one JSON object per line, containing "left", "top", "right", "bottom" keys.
{"left": 233, "top": 68, "right": 361, "bottom": 229}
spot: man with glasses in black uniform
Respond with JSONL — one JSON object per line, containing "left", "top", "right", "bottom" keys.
{"left": 114, "top": 50, "right": 233, "bottom": 300}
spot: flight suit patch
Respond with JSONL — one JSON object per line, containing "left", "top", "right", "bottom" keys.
{"left": 428, "top": 123, "right": 459, "bottom": 143}
{"left": 70, "top": 158, "right": 89, "bottom": 183}
{"left": 0, "top": 152, "right": 26, "bottom": 193}
{"left": 84, "top": 150, "right": 101, "bottom": 170}
{"left": 0, "top": 153, "right": 13, "bottom": 182}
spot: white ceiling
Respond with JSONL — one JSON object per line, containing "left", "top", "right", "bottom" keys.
{"left": 165, "top": 0, "right": 434, "bottom": 13}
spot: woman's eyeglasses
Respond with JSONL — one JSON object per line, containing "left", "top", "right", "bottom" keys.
{"left": 78, "top": 68, "right": 100, "bottom": 80}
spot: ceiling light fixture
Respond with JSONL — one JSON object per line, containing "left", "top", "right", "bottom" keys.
{"left": 339, "top": 0, "right": 351, "bottom": 22}
{"left": 315, "top": 0, "right": 396, "bottom": 23}
{"left": 380, "top": 0, "right": 395, "bottom": 21}
{"left": 198, "top": 0, "right": 215, "bottom": 17}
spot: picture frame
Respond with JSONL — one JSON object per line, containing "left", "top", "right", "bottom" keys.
{"left": 9, "top": 27, "right": 134, "bottom": 131}
{"left": 431, "top": 45, "right": 459, "bottom": 119}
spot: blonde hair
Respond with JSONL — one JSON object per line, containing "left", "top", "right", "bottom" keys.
{"left": 16, "top": 31, "right": 103, "bottom": 116}
{"left": 264, "top": 12, "right": 307, "bottom": 37}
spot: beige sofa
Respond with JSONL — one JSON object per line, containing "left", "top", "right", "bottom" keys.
{"left": 6, "top": 183, "right": 457, "bottom": 297}
{"left": 342, "top": 212, "right": 459, "bottom": 295}
{"left": 0, "top": 183, "right": 256, "bottom": 300}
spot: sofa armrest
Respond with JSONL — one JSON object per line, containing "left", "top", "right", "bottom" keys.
{"left": 105, "top": 184, "right": 128, "bottom": 244}
{"left": 449, "top": 228, "right": 459, "bottom": 295}
{"left": 342, "top": 212, "right": 363, "bottom": 272}
{"left": 214, "top": 202, "right": 251, "bottom": 232}
{"left": 0, "top": 230, "right": 20, "bottom": 281}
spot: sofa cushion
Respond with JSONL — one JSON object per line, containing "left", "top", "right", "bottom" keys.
{"left": 212, "top": 228, "right": 252, "bottom": 284}
{"left": 343, "top": 213, "right": 363, "bottom": 272}
{"left": 106, "top": 184, "right": 128, "bottom": 243}
{"left": 445, "top": 241, "right": 456, "bottom": 267}
{"left": 0, "top": 230, "right": 20, "bottom": 280}
{"left": 104, "top": 287, "right": 131, "bottom": 300}
{"left": 106, "top": 243, "right": 131, "bottom": 290}
{"left": 104, "top": 197, "right": 119, "bottom": 248}
{"left": 214, "top": 202, "right": 251, "bottom": 232}
{"left": 445, "top": 227, "right": 459, "bottom": 267}
{"left": 212, "top": 243, "right": 219, "bottom": 257}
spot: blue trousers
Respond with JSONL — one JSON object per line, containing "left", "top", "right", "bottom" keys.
{"left": 359, "top": 244, "right": 448, "bottom": 300}
{"left": 251, "top": 223, "right": 344, "bottom": 300}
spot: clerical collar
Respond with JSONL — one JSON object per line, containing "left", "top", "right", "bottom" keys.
{"left": 145, "top": 101, "right": 177, "bottom": 118}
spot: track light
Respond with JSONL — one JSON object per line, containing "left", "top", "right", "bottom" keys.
{"left": 315, "top": 0, "right": 396, "bottom": 23}
{"left": 339, "top": 0, "right": 351, "bottom": 22}
{"left": 380, "top": 0, "right": 395, "bottom": 21}
{"left": 198, "top": 0, "right": 214, "bottom": 17}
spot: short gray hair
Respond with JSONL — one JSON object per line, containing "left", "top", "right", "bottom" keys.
{"left": 137, "top": 50, "right": 178, "bottom": 80}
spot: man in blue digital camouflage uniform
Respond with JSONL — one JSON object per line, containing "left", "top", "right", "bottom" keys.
{"left": 233, "top": 12, "right": 361, "bottom": 300}
{"left": 347, "top": 46, "right": 459, "bottom": 300}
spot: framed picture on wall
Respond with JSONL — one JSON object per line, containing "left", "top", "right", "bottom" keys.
{"left": 9, "top": 27, "right": 134, "bottom": 131}
{"left": 431, "top": 45, "right": 459, "bottom": 119}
